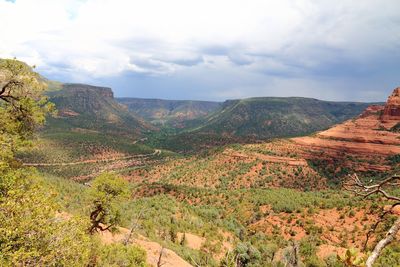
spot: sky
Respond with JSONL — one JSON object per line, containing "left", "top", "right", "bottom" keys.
{"left": 0, "top": 0, "right": 399, "bottom": 101}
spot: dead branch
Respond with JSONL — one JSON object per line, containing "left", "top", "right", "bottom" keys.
{"left": 343, "top": 174, "right": 400, "bottom": 202}
{"left": 157, "top": 246, "right": 166, "bottom": 267}
{"left": 363, "top": 202, "right": 400, "bottom": 251}
{"left": 344, "top": 173, "right": 400, "bottom": 266}
{"left": 366, "top": 216, "right": 400, "bottom": 267}
{"left": 123, "top": 210, "right": 144, "bottom": 245}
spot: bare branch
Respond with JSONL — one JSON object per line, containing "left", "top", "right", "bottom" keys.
{"left": 363, "top": 202, "right": 400, "bottom": 251}
{"left": 366, "top": 217, "right": 400, "bottom": 267}
{"left": 344, "top": 173, "right": 400, "bottom": 266}
{"left": 123, "top": 209, "right": 144, "bottom": 245}
{"left": 344, "top": 174, "right": 400, "bottom": 202}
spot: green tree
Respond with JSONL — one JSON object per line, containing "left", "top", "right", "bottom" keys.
{"left": 88, "top": 172, "right": 129, "bottom": 233}
{"left": 0, "top": 58, "right": 92, "bottom": 266}
{"left": 0, "top": 58, "right": 54, "bottom": 170}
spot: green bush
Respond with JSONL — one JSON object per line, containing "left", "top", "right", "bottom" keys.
{"left": 97, "top": 243, "right": 148, "bottom": 267}
{"left": 0, "top": 169, "right": 92, "bottom": 266}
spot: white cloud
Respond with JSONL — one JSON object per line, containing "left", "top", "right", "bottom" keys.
{"left": 0, "top": 0, "right": 399, "bottom": 100}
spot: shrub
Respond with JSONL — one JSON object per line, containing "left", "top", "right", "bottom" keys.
{"left": 88, "top": 172, "right": 129, "bottom": 233}
{"left": 96, "top": 243, "right": 148, "bottom": 267}
{"left": 0, "top": 169, "right": 92, "bottom": 266}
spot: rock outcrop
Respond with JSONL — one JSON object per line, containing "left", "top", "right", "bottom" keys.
{"left": 63, "top": 83, "right": 114, "bottom": 98}
{"left": 359, "top": 105, "right": 384, "bottom": 118}
{"left": 381, "top": 87, "right": 400, "bottom": 121}
{"left": 47, "top": 82, "right": 156, "bottom": 136}
{"left": 291, "top": 87, "right": 400, "bottom": 173}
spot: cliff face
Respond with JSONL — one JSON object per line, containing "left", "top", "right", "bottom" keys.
{"left": 290, "top": 87, "right": 400, "bottom": 173}
{"left": 46, "top": 83, "right": 156, "bottom": 136}
{"left": 381, "top": 87, "right": 400, "bottom": 121}
{"left": 53, "top": 84, "right": 116, "bottom": 114}
{"left": 63, "top": 83, "right": 114, "bottom": 99}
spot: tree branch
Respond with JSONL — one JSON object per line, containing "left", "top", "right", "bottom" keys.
{"left": 363, "top": 203, "right": 400, "bottom": 251}
{"left": 343, "top": 174, "right": 400, "bottom": 202}
{"left": 366, "top": 217, "right": 400, "bottom": 267}
{"left": 344, "top": 173, "right": 400, "bottom": 266}
{"left": 0, "top": 80, "right": 23, "bottom": 98}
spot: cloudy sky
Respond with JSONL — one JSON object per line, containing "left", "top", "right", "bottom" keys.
{"left": 1, "top": 0, "right": 399, "bottom": 101}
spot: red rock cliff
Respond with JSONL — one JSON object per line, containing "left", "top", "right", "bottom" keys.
{"left": 381, "top": 87, "right": 400, "bottom": 121}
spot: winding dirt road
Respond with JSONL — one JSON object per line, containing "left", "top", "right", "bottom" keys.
{"left": 23, "top": 149, "right": 162, "bottom": 167}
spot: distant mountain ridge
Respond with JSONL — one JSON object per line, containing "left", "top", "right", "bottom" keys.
{"left": 117, "top": 97, "right": 221, "bottom": 126}
{"left": 43, "top": 81, "right": 381, "bottom": 153}
{"left": 194, "top": 97, "right": 377, "bottom": 138}
{"left": 151, "top": 97, "right": 379, "bottom": 152}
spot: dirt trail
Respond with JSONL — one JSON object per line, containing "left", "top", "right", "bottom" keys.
{"left": 22, "top": 149, "right": 162, "bottom": 167}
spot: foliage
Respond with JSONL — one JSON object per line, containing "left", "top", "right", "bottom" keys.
{"left": 0, "top": 169, "right": 92, "bottom": 266}
{"left": 220, "top": 251, "right": 238, "bottom": 267}
{"left": 337, "top": 248, "right": 365, "bottom": 267}
{"left": 117, "top": 97, "right": 220, "bottom": 127}
{"left": 88, "top": 172, "right": 130, "bottom": 233}
{"left": 234, "top": 242, "right": 262, "bottom": 266}
{"left": 96, "top": 243, "right": 148, "bottom": 267}
{"left": 0, "top": 58, "right": 91, "bottom": 266}
{"left": 390, "top": 122, "right": 400, "bottom": 132}
{"left": 46, "top": 83, "right": 153, "bottom": 137}
{"left": 0, "top": 58, "right": 54, "bottom": 169}
{"left": 2, "top": 59, "right": 398, "bottom": 266}
{"left": 374, "top": 243, "right": 400, "bottom": 266}
{"left": 387, "top": 154, "right": 400, "bottom": 164}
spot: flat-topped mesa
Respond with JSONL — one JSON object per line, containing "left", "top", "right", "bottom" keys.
{"left": 381, "top": 87, "right": 400, "bottom": 121}
{"left": 63, "top": 83, "right": 114, "bottom": 98}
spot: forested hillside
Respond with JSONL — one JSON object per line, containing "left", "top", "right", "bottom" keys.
{"left": 117, "top": 97, "right": 221, "bottom": 126}
{"left": 147, "top": 97, "right": 376, "bottom": 152}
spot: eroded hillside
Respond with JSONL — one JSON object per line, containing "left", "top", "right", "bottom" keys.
{"left": 150, "top": 97, "right": 376, "bottom": 152}
{"left": 131, "top": 88, "right": 400, "bottom": 190}
{"left": 117, "top": 97, "right": 221, "bottom": 127}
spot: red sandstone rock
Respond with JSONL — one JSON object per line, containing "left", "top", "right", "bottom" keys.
{"left": 290, "top": 87, "right": 400, "bottom": 172}
{"left": 381, "top": 87, "right": 400, "bottom": 121}
{"left": 360, "top": 105, "right": 384, "bottom": 118}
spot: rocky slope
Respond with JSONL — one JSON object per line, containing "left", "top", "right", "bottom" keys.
{"left": 99, "top": 227, "right": 193, "bottom": 267}
{"left": 292, "top": 87, "right": 400, "bottom": 175}
{"left": 381, "top": 87, "right": 400, "bottom": 121}
{"left": 18, "top": 83, "right": 159, "bottom": 173}
{"left": 128, "top": 87, "right": 400, "bottom": 189}
{"left": 46, "top": 83, "right": 156, "bottom": 137}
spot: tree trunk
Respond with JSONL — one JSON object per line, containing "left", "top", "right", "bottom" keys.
{"left": 157, "top": 247, "right": 165, "bottom": 267}
{"left": 366, "top": 216, "right": 400, "bottom": 267}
